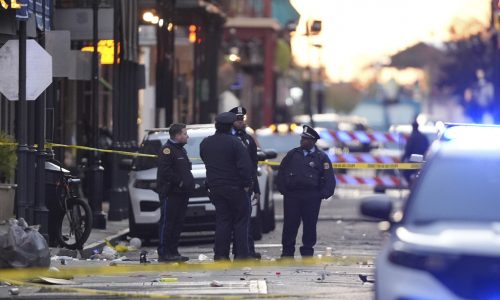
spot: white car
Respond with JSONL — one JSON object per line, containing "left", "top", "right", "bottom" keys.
{"left": 362, "top": 124, "right": 500, "bottom": 300}
{"left": 127, "top": 124, "right": 276, "bottom": 241}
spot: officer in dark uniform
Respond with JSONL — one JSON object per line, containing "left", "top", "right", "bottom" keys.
{"left": 156, "top": 123, "right": 195, "bottom": 262}
{"left": 229, "top": 106, "right": 261, "bottom": 259}
{"left": 277, "top": 125, "right": 336, "bottom": 258}
{"left": 200, "top": 112, "right": 253, "bottom": 260}
{"left": 401, "top": 120, "right": 430, "bottom": 184}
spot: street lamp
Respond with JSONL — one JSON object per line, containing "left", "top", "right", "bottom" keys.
{"left": 304, "top": 19, "right": 322, "bottom": 127}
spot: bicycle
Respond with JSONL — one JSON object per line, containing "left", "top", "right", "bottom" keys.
{"left": 48, "top": 159, "right": 93, "bottom": 250}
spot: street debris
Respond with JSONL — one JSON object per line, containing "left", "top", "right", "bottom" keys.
{"left": 34, "top": 277, "right": 77, "bottom": 285}
{"left": 140, "top": 250, "right": 150, "bottom": 263}
{"left": 158, "top": 277, "right": 178, "bottom": 283}
{"left": 9, "top": 287, "right": 19, "bottom": 295}
{"left": 129, "top": 237, "right": 142, "bottom": 249}
{"left": 210, "top": 280, "right": 223, "bottom": 287}
{"left": 0, "top": 218, "right": 50, "bottom": 269}
{"left": 325, "top": 247, "right": 333, "bottom": 256}
{"left": 198, "top": 254, "right": 209, "bottom": 261}
{"left": 358, "top": 274, "right": 375, "bottom": 283}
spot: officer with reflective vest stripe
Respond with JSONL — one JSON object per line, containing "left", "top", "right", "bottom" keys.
{"left": 277, "top": 125, "right": 336, "bottom": 258}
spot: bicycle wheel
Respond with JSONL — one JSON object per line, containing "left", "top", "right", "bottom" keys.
{"left": 57, "top": 197, "right": 93, "bottom": 250}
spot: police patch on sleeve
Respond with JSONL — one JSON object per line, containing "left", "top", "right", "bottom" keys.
{"left": 163, "top": 148, "right": 171, "bottom": 155}
{"left": 323, "top": 162, "right": 330, "bottom": 169}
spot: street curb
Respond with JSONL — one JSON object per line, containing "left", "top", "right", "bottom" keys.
{"left": 81, "top": 227, "right": 130, "bottom": 258}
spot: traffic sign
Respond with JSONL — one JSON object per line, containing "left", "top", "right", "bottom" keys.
{"left": 0, "top": 39, "right": 53, "bottom": 101}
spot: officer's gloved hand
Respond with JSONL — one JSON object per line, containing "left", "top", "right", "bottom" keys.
{"left": 252, "top": 193, "right": 260, "bottom": 205}
{"left": 244, "top": 187, "right": 250, "bottom": 193}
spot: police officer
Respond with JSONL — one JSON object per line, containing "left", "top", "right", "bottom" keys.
{"left": 229, "top": 106, "right": 261, "bottom": 259}
{"left": 157, "top": 123, "right": 194, "bottom": 262}
{"left": 277, "top": 125, "right": 336, "bottom": 258}
{"left": 401, "top": 120, "right": 430, "bottom": 184}
{"left": 200, "top": 112, "right": 253, "bottom": 260}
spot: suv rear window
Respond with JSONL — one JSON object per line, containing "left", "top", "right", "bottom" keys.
{"left": 135, "top": 139, "right": 162, "bottom": 170}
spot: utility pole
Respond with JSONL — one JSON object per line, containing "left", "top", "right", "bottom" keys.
{"left": 88, "top": 0, "right": 106, "bottom": 229}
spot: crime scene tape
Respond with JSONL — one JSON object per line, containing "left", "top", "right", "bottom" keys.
{"left": 327, "top": 129, "right": 407, "bottom": 144}
{"left": 0, "top": 256, "right": 370, "bottom": 282}
{"left": 331, "top": 153, "right": 401, "bottom": 164}
{"left": 1, "top": 142, "right": 422, "bottom": 169}
{"left": 259, "top": 161, "right": 421, "bottom": 169}
{"left": 336, "top": 174, "right": 403, "bottom": 187}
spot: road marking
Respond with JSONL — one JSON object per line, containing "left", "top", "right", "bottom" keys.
{"left": 50, "top": 280, "right": 268, "bottom": 295}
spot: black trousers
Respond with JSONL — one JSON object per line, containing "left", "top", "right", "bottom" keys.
{"left": 232, "top": 194, "right": 256, "bottom": 255}
{"left": 281, "top": 191, "right": 322, "bottom": 257}
{"left": 210, "top": 185, "right": 249, "bottom": 260}
{"left": 157, "top": 193, "right": 189, "bottom": 257}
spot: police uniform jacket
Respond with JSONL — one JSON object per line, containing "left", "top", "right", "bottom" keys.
{"left": 156, "top": 140, "right": 195, "bottom": 197}
{"left": 277, "top": 146, "right": 336, "bottom": 199}
{"left": 235, "top": 130, "right": 260, "bottom": 194}
{"left": 200, "top": 132, "right": 253, "bottom": 189}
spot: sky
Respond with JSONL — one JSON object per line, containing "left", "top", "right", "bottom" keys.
{"left": 290, "top": 0, "right": 491, "bottom": 82}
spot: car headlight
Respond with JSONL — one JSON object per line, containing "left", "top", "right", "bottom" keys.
{"left": 388, "top": 244, "right": 460, "bottom": 272}
{"left": 133, "top": 179, "right": 157, "bottom": 190}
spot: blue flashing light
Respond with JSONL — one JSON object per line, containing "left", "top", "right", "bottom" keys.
{"left": 442, "top": 126, "right": 500, "bottom": 145}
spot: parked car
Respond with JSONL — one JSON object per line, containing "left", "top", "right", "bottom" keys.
{"left": 127, "top": 124, "right": 276, "bottom": 242}
{"left": 361, "top": 124, "right": 500, "bottom": 300}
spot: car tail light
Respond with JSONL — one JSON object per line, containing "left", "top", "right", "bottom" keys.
{"left": 133, "top": 179, "right": 157, "bottom": 190}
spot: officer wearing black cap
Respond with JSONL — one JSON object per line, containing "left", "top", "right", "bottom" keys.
{"left": 277, "top": 125, "right": 336, "bottom": 258}
{"left": 229, "top": 106, "right": 261, "bottom": 259}
{"left": 200, "top": 112, "right": 253, "bottom": 260}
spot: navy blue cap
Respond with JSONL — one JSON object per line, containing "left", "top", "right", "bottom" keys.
{"left": 229, "top": 106, "right": 247, "bottom": 116}
{"left": 215, "top": 112, "right": 237, "bottom": 124}
{"left": 301, "top": 125, "right": 320, "bottom": 140}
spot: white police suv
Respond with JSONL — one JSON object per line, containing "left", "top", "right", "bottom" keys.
{"left": 362, "top": 124, "right": 500, "bottom": 300}
{"left": 127, "top": 124, "right": 276, "bottom": 241}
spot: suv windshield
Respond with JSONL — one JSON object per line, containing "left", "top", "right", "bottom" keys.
{"left": 405, "top": 155, "right": 500, "bottom": 224}
{"left": 134, "top": 132, "right": 206, "bottom": 170}
{"left": 257, "top": 134, "right": 300, "bottom": 153}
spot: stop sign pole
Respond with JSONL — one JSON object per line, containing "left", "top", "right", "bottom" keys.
{"left": 16, "top": 20, "right": 31, "bottom": 224}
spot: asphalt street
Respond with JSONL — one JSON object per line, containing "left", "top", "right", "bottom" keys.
{"left": 0, "top": 188, "right": 402, "bottom": 299}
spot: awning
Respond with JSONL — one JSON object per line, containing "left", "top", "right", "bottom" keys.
{"left": 272, "top": 0, "right": 300, "bottom": 27}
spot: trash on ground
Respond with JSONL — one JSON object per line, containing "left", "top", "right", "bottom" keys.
{"left": 325, "top": 247, "right": 333, "bottom": 256}
{"left": 0, "top": 218, "right": 50, "bottom": 269}
{"left": 198, "top": 254, "right": 209, "bottom": 261}
{"left": 129, "top": 237, "right": 142, "bottom": 249}
{"left": 34, "top": 277, "right": 77, "bottom": 285}
{"left": 210, "top": 280, "right": 223, "bottom": 287}
{"left": 358, "top": 274, "right": 375, "bottom": 283}
{"left": 9, "top": 287, "right": 19, "bottom": 295}
{"left": 140, "top": 250, "right": 150, "bottom": 263}
{"left": 159, "top": 277, "right": 178, "bottom": 283}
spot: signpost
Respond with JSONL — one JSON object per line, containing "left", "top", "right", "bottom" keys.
{"left": 0, "top": 40, "right": 53, "bottom": 101}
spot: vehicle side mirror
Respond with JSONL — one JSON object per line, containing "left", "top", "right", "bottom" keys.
{"left": 265, "top": 149, "right": 277, "bottom": 160}
{"left": 119, "top": 158, "right": 134, "bottom": 171}
{"left": 360, "top": 195, "right": 393, "bottom": 221}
